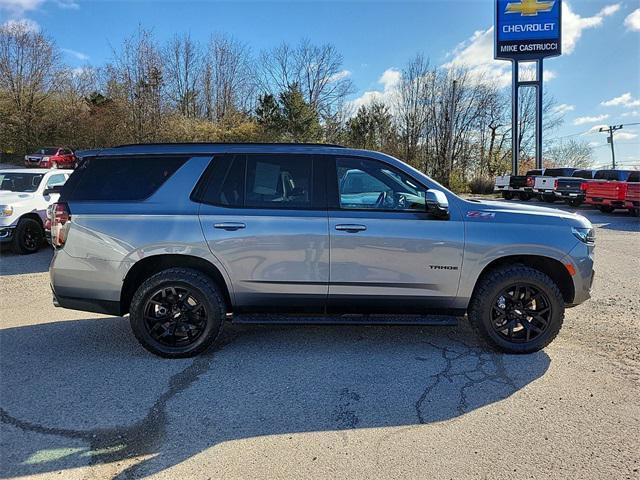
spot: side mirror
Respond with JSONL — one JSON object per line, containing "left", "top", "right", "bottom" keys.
{"left": 43, "top": 185, "right": 63, "bottom": 196}
{"left": 425, "top": 189, "right": 449, "bottom": 219}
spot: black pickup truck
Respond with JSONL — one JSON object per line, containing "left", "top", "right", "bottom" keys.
{"left": 494, "top": 169, "right": 543, "bottom": 200}
{"left": 555, "top": 169, "right": 596, "bottom": 206}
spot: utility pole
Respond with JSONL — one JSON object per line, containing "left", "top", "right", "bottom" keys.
{"left": 598, "top": 125, "right": 623, "bottom": 169}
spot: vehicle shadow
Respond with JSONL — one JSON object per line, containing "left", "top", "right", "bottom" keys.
{"left": 0, "top": 247, "right": 52, "bottom": 276}
{"left": 0, "top": 317, "right": 550, "bottom": 478}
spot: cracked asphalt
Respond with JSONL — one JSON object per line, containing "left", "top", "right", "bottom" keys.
{"left": 0, "top": 203, "right": 638, "bottom": 479}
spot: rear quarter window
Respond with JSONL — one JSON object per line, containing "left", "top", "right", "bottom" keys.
{"left": 62, "top": 155, "right": 188, "bottom": 201}
{"left": 628, "top": 172, "right": 640, "bottom": 182}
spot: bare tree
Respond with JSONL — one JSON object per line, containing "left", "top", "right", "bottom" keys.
{"left": 164, "top": 33, "right": 202, "bottom": 118}
{"left": 106, "top": 27, "right": 164, "bottom": 142}
{"left": 545, "top": 138, "right": 593, "bottom": 168}
{"left": 258, "top": 39, "right": 354, "bottom": 117}
{"left": 201, "top": 34, "right": 255, "bottom": 122}
{"left": 0, "top": 21, "right": 61, "bottom": 152}
{"left": 394, "top": 54, "right": 431, "bottom": 169}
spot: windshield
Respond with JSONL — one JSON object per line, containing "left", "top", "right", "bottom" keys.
{"left": 0, "top": 173, "right": 44, "bottom": 192}
{"left": 34, "top": 148, "right": 58, "bottom": 155}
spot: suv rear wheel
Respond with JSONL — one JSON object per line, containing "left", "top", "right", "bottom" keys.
{"left": 468, "top": 265, "right": 564, "bottom": 353}
{"left": 129, "top": 268, "right": 226, "bottom": 358}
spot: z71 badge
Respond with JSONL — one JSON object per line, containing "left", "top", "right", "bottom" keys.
{"left": 466, "top": 211, "right": 496, "bottom": 219}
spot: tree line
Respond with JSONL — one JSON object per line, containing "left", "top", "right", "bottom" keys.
{"left": 0, "top": 22, "right": 593, "bottom": 191}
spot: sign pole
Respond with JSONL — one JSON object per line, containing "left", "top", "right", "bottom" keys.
{"left": 511, "top": 60, "right": 519, "bottom": 176}
{"left": 535, "top": 58, "right": 543, "bottom": 169}
{"left": 495, "top": 0, "right": 562, "bottom": 176}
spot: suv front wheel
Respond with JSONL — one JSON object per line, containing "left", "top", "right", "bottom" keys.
{"left": 468, "top": 265, "right": 565, "bottom": 354}
{"left": 129, "top": 268, "right": 226, "bottom": 358}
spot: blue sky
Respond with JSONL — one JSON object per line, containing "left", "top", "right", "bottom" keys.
{"left": 1, "top": 0, "right": 639, "bottom": 167}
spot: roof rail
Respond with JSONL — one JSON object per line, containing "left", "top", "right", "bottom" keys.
{"left": 113, "top": 142, "right": 346, "bottom": 149}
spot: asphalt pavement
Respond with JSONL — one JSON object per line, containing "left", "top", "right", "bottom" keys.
{"left": 0, "top": 203, "right": 638, "bottom": 479}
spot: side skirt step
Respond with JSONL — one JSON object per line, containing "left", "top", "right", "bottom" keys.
{"left": 231, "top": 314, "right": 459, "bottom": 326}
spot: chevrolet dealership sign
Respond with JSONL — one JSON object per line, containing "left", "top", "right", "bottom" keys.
{"left": 495, "top": 0, "right": 562, "bottom": 60}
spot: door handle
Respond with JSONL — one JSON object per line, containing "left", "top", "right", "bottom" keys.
{"left": 214, "top": 222, "right": 246, "bottom": 231}
{"left": 335, "top": 224, "right": 367, "bottom": 233}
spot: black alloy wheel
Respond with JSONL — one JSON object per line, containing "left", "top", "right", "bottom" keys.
{"left": 143, "top": 286, "right": 208, "bottom": 347}
{"left": 490, "top": 284, "right": 552, "bottom": 344}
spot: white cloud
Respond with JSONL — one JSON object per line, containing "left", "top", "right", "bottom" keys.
{"left": 1, "top": 17, "right": 39, "bottom": 32}
{"left": 562, "top": 2, "right": 620, "bottom": 54}
{"left": 574, "top": 114, "right": 609, "bottom": 125}
{"left": 329, "top": 69, "right": 351, "bottom": 83}
{"left": 347, "top": 68, "right": 400, "bottom": 113}
{"left": 624, "top": 8, "right": 640, "bottom": 31}
{"left": 615, "top": 131, "right": 638, "bottom": 141}
{"left": 622, "top": 110, "right": 640, "bottom": 118}
{"left": 588, "top": 141, "right": 601, "bottom": 147}
{"left": 0, "top": 0, "right": 43, "bottom": 15}
{"left": 601, "top": 92, "right": 640, "bottom": 108}
{"left": 55, "top": 0, "right": 79, "bottom": 9}
{"left": 62, "top": 48, "right": 89, "bottom": 61}
{"left": 552, "top": 104, "right": 575, "bottom": 115}
{"left": 587, "top": 124, "right": 610, "bottom": 133}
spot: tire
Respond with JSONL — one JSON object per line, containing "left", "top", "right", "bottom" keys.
{"left": 629, "top": 208, "right": 639, "bottom": 217}
{"left": 129, "top": 268, "right": 226, "bottom": 358}
{"left": 502, "top": 191, "right": 514, "bottom": 200}
{"left": 567, "top": 199, "right": 583, "bottom": 207}
{"left": 598, "top": 205, "right": 615, "bottom": 213}
{"left": 11, "top": 217, "right": 44, "bottom": 255}
{"left": 467, "top": 265, "right": 565, "bottom": 354}
{"left": 541, "top": 195, "right": 556, "bottom": 203}
{"left": 517, "top": 192, "right": 531, "bottom": 201}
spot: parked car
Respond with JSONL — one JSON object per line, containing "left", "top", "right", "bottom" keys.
{"left": 0, "top": 168, "right": 72, "bottom": 253}
{"left": 50, "top": 143, "right": 594, "bottom": 358}
{"left": 494, "top": 169, "right": 541, "bottom": 200}
{"left": 533, "top": 168, "right": 579, "bottom": 202}
{"left": 584, "top": 170, "right": 634, "bottom": 213}
{"left": 555, "top": 169, "right": 596, "bottom": 207}
{"left": 624, "top": 171, "right": 639, "bottom": 216}
{"left": 24, "top": 147, "right": 76, "bottom": 169}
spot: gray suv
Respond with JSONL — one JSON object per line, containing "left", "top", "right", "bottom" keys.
{"left": 49, "top": 143, "right": 595, "bottom": 357}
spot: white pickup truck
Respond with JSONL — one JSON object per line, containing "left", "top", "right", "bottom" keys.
{"left": 533, "top": 168, "right": 579, "bottom": 203}
{"left": 0, "top": 168, "right": 72, "bottom": 253}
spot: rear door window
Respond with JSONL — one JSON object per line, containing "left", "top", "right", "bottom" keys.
{"left": 245, "top": 155, "right": 312, "bottom": 209}
{"left": 62, "top": 156, "right": 188, "bottom": 201}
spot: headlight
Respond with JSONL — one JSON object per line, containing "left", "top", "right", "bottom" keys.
{"left": 0, "top": 205, "right": 13, "bottom": 217}
{"left": 42, "top": 156, "right": 50, "bottom": 162}
{"left": 572, "top": 227, "right": 595, "bottom": 244}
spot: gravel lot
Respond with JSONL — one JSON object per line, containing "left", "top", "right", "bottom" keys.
{"left": 1, "top": 203, "right": 638, "bottom": 480}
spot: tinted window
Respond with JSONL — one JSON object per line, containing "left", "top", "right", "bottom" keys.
{"left": 199, "top": 155, "right": 245, "bottom": 207}
{"left": 594, "top": 170, "right": 631, "bottom": 181}
{"left": 36, "top": 148, "right": 58, "bottom": 155}
{"left": 335, "top": 157, "right": 426, "bottom": 212}
{"left": 245, "top": 155, "right": 312, "bottom": 209}
{"left": 572, "top": 170, "right": 594, "bottom": 179}
{"left": 628, "top": 171, "right": 640, "bottom": 182}
{"left": 545, "top": 168, "right": 576, "bottom": 177}
{"left": 526, "top": 170, "right": 543, "bottom": 176}
{"left": 0, "top": 173, "right": 43, "bottom": 192}
{"left": 62, "top": 156, "right": 187, "bottom": 201}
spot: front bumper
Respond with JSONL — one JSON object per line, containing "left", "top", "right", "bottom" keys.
{"left": 0, "top": 226, "right": 15, "bottom": 243}
{"left": 565, "top": 241, "right": 595, "bottom": 306}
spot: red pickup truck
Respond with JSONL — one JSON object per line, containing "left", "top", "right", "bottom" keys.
{"left": 584, "top": 170, "right": 639, "bottom": 215}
